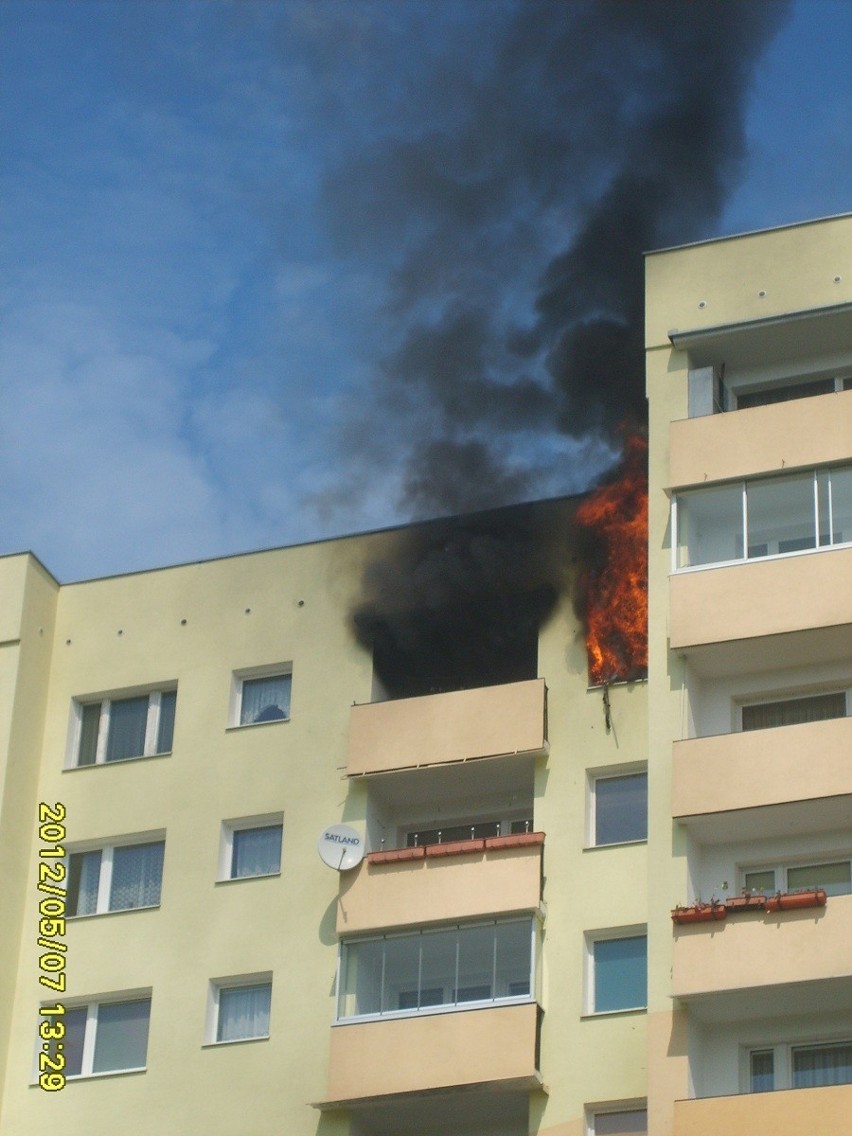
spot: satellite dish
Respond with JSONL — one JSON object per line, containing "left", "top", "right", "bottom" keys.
{"left": 317, "top": 824, "right": 365, "bottom": 871}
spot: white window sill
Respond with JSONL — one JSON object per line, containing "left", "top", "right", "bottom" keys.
{"left": 672, "top": 541, "right": 852, "bottom": 575}
{"left": 225, "top": 719, "right": 290, "bottom": 733}
{"left": 202, "top": 1035, "right": 269, "bottom": 1048}
{"left": 581, "top": 1006, "right": 647, "bottom": 1020}
{"left": 214, "top": 872, "right": 281, "bottom": 886}
{"left": 32, "top": 1066, "right": 146, "bottom": 1086}
{"left": 584, "top": 839, "right": 648, "bottom": 852}
{"left": 67, "top": 904, "right": 160, "bottom": 921}
{"left": 64, "top": 751, "right": 172, "bottom": 772}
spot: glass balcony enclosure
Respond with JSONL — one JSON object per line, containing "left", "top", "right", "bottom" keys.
{"left": 673, "top": 464, "right": 852, "bottom": 570}
{"left": 336, "top": 917, "right": 534, "bottom": 1022}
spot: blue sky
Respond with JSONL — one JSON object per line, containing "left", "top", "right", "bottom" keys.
{"left": 2, "top": 0, "right": 850, "bottom": 581}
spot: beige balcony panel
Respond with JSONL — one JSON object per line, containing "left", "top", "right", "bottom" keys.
{"left": 347, "top": 679, "right": 547, "bottom": 776}
{"left": 337, "top": 842, "right": 542, "bottom": 934}
{"left": 323, "top": 1002, "right": 539, "bottom": 1106}
{"left": 672, "top": 716, "right": 852, "bottom": 819}
{"left": 672, "top": 897, "right": 852, "bottom": 1000}
{"left": 673, "top": 1084, "right": 852, "bottom": 1136}
{"left": 669, "top": 389, "right": 852, "bottom": 490}
{"left": 669, "top": 548, "right": 852, "bottom": 651}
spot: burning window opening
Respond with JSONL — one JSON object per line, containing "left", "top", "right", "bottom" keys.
{"left": 352, "top": 499, "right": 574, "bottom": 703}
{"left": 357, "top": 589, "right": 552, "bottom": 702}
{"left": 574, "top": 432, "right": 649, "bottom": 688}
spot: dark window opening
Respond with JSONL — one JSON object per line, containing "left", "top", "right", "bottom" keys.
{"left": 360, "top": 590, "right": 550, "bottom": 701}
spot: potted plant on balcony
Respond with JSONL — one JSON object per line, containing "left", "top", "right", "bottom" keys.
{"left": 725, "top": 889, "right": 768, "bottom": 913}
{"left": 671, "top": 897, "right": 727, "bottom": 925}
{"left": 765, "top": 887, "right": 827, "bottom": 912}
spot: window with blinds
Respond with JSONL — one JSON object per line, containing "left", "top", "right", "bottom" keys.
{"left": 741, "top": 691, "right": 847, "bottom": 731}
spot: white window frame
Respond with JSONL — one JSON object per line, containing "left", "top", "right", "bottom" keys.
{"left": 586, "top": 763, "right": 648, "bottom": 848}
{"left": 229, "top": 663, "right": 292, "bottom": 728}
{"left": 66, "top": 832, "right": 166, "bottom": 917}
{"left": 217, "top": 814, "right": 284, "bottom": 881}
{"left": 36, "top": 991, "right": 152, "bottom": 1080}
{"left": 585, "top": 1102, "right": 648, "bottom": 1136}
{"left": 740, "top": 853, "right": 852, "bottom": 897}
{"left": 671, "top": 463, "right": 852, "bottom": 574}
{"left": 336, "top": 917, "right": 538, "bottom": 1024}
{"left": 584, "top": 926, "right": 648, "bottom": 1016}
{"left": 67, "top": 686, "right": 177, "bottom": 768}
{"left": 205, "top": 973, "right": 273, "bottom": 1045}
{"left": 743, "top": 1037, "right": 852, "bottom": 1092}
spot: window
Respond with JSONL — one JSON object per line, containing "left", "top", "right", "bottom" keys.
{"left": 586, "top": 931, "right": 647, "bottom": 1014}
{"left": 748, "top": 1041, "right": 852, "bottom": 1091}
{"left": 743, "top": 857, "right": 852, "bottom": 898}
{"left": 337, "top": 918, "right": 534, "bottom": 1021}
{"left": 673, "top": 463, "right": 852, "bottom": 570}
{"left": 589, "top": 769, "right": 647, "bottom": 846}
{"left": 41, "top": 996, "right": 151, "bottom": 1078}
{"left": 71, "top": 688, "right": 176, "bottom": 766}
{"left": 740, "top": 691, "right": 847, "bottom": 731}
{"left": 219, "top": 816, "right": 283, "bottom": 880}
{"left": 734, "top": 374, "right": 850, "bottom": 410}
{"left": 231, "top": 667, "right": 291, "bottom": 726}
{"left": 67, "top": 838, "right": 165, "bottom": 916}
{"left": 208, "top": 977, "right": 272, "bottom": 1043}
{"left": 590, "top": 1108, "right": 648, "bottom": 1135}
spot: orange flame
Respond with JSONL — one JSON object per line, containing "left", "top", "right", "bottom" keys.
{"left": 574, "top": 433, "right": 648, "bottom": 686}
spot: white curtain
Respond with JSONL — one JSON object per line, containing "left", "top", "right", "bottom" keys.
{"left": 232, "top": 826, "right": 281, "bottom": 878}
{"left": 110, "top": 842, "right": 164, "bottom": 910}
{"left": 217, "top": 983, "right": 271, "bottom": 1041}
{"left": 240, "top": 675, "right": 290, "bottom": 724}
{"left": 70, "top": 850, "right": 102, "bottom": 915}
{"left": 793, "top": 1043, "right": 852, "bottom": 1088}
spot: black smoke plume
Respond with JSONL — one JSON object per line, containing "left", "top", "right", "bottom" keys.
{"left": 314, "top": 0, "right": 789, "bottom": 517}
{"left": 296, "top": 0, "right": 790, "bottom": 669}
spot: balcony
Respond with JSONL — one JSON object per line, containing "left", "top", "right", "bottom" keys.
{"left": 669, "top": 388, "right": 852, "bottom": 489}
{"left": 347, "top": 679, "right": 547, "bottom": 777}
{"left": 673, "top": 1083, "right": 852, "bottom": 1136}
{"left": 669, "top": 547, "right": 852, "bottom": 673}
{"left": 321, "top": 1002, "right": 540, "bottom": 1106}
{"left": 672, "top": 895, "right": 852, "bottom": 1007}
{"left": 337, "top": 833, "right": 544, "bottom": 934}
{"left": 347, "top": 1087, "right": 529, "bottom": 1136}
{"left": 672, "top": 716, "right": 852, "bottom": 828}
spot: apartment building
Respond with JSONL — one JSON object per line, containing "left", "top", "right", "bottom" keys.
{"left": 0, "top": 212, "right": 848, "bottom": 1136}
{"left": 645, "top": 212, "right": 852, "bottom": 1135}
{"left": 0, "top": 494, "right": 649, "bottom": 1136}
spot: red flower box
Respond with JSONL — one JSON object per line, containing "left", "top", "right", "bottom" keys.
{"left": 424, "top": 838, "right": 485, "bottom": 858}
{"left": 765, "top": 888, "right": 827, "bottom": 912}
{"left": 366, "top": 845, "right": 425, "bottom": 865}
{"left": 484, "top": 831, "right": 545, "bottom": 851}
{"left": 671, "top": 903, "right": 727, "bottom": 925}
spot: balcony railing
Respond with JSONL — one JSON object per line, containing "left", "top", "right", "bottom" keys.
{"left": 669, "top": 387, "right": 852, "bottom": 489}
{"left": 672, "top": 896, "right": 852, "bottom": 1002}
{"left": 320, "top": 1002, "right": 541, "bottom": 1107}
{"left": 669, "top": 546, "right": 852, "bottom": 654}
{"left": 673, "top": 1083, "right": 852, "bottom": 1136}
{"left": 672, "top": 716, "right": 852, "bottom": 820}
{"left": 347, "top": 679, "right": 547, "bottom": 776}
